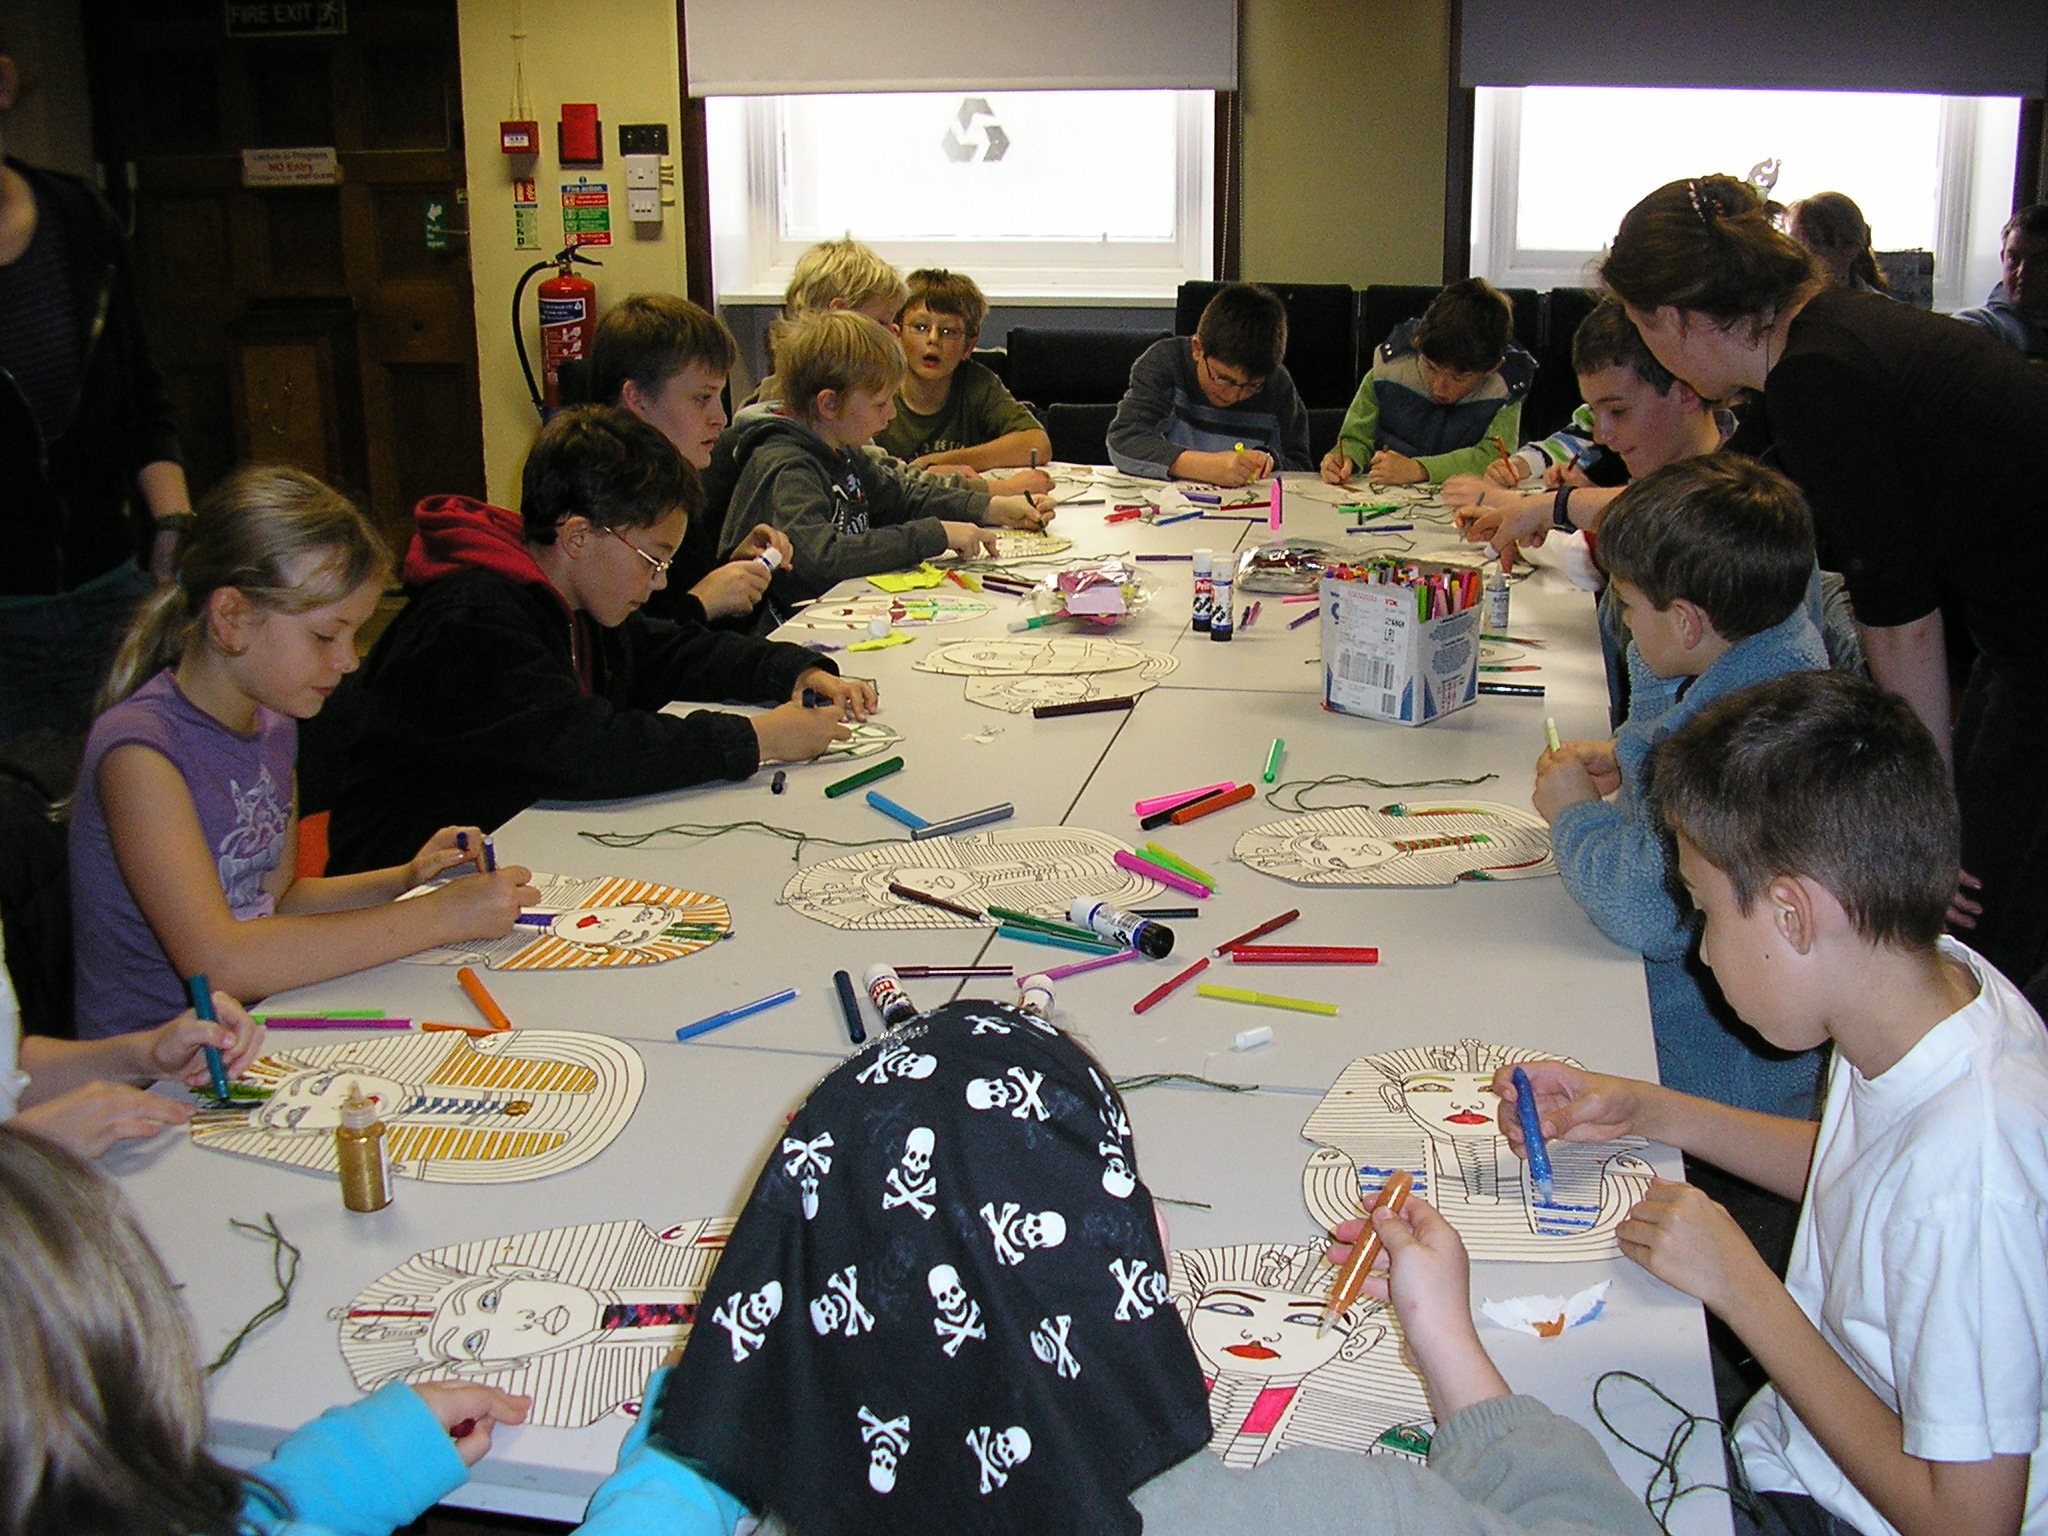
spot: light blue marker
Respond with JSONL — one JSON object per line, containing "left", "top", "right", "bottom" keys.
{"left": 864, "top": 789, "right": 930, "bottom": 830}
{"left": 675, "top": 988, "right": 800, "bottom": 1042}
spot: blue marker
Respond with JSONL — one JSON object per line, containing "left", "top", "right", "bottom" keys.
{"left": 1511, "top": 1065, "right": 1554, "bottom": 1203}
{"left": 482, "top": 837, "right": 498, "bottom": 874}
{"left": 675, "top": 987, "right": 800, "bottom": 1042}
{"left": 864, "top": 789, "right": 931, "bottom": 830}
{"left": 184, "top": 973, "right": 232, "bottom": 1103}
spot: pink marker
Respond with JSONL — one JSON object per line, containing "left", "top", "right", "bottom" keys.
{"left": 1132, "top": 781, "right": 1234, "bottom": 819}
{"left": 1114, "top": 848, "right": 1212, "bottom": 897}
{"left": 1035, "top": 948, "right": 1140, "bottom": 982}
{"left": 1269, "top": 476, "right": 1282, "bottom": 532}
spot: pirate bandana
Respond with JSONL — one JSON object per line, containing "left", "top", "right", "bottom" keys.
{"left": 650, "top": 1000, "right": 1210, "bottom": 1534}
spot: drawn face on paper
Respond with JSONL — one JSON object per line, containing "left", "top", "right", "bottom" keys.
{"left": 1397, "top": 1071, "right": 1501, "bottom": 1141}
{"left": 429, "top": 1274, "right": 604, "bottom": 1363}
{"left": 1189, "top": 1284, "right": 1354, "bottom": 1382}
{"left": 546, "top": 903, "right": 684, "bottom": 950}
{"left": 253, "top": 1069, "right": 410, "bottom": 1131}
{"left": 1293, "top": 834, "right": 1396, "bottom": 873}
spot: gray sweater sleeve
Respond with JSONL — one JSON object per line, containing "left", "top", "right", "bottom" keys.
{"left": 1106, "top": 341, "right": 1186, "bottom": 481}
{"left": 725, "top": 446, "right": 952, "bottom": 598}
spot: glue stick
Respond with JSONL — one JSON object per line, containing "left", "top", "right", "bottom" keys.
{"left": 1209, "top": 564, "right": 1234, "bottom": 642}
{"left": 1018, "top": 974, "right": 1056, "bottom": 1021}
{"left": 1068, "top": 897, "right": 1175, "bottom": 958}
{"left": 1192, "top": 549, "right": 1214, "bottom": 632}
{"left": 336, "top": 1080, "right": 391, "bottom": 1212}
{"left": 756, "top": 545, "right": 784, "bottom": 572}
{"left": 863, "top": 964, "right": 919, "bottom": 1028}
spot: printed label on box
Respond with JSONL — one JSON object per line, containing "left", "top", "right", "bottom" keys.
{"left": 1320, "top": 572, "right": 1479, "bottom": 726}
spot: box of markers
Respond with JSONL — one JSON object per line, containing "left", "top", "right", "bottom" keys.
{"left": 1319, "top": 561, "right": 1480, "bottom": 725}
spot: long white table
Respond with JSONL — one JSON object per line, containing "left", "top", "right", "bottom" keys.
{"left": 114, "top": 471, "right": 1730, "bottom": 1532}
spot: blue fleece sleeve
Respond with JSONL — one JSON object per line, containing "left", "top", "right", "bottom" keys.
{"left": 242, "top": 1384, "right": 467, "bottom": 1536}
{"left": 1550, "top": 798, "right": 1694, "bottom": 962}
{"left": 574, "top": 1370, "right": 745, "bottom": 1536}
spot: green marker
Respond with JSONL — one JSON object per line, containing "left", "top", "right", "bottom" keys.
{"left": 823, "top": 756, "right": 904, "bottom": 798}
{"left": 1263, "top": 737, "right": 1285, "bottom": 783}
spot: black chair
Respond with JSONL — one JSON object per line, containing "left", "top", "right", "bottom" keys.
{"left": 1174, "top": 280, "right": 1360, "bottom": 410}
{"left": 1005, "top": 327, "right": 1170, "bottom": 410}
{"left": 1307, "top": 407, "right": 1347, "bottom": 466}
{"left": 1359, "top": 283, "right": 1541, "bottom": 365}
{"left": 1044, "top": 402, "right": 1118, "bottom": 466}
{"left": 970, "top": 346, "right": 1009, "bottom": 384}
{"left": 1523, "top": 286, "right": 1602, "bottom": 443}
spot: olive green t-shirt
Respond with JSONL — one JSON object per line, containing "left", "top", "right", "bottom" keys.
{"left": 874, "top": 359, "right": 1040, "bottom": 462}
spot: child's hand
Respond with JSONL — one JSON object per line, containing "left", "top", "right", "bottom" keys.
{"left": 986, "top": 494, "right": 1055, "bottom": 530}
{"left": 141, "top": 993, "right": 266, "bottom": 1085}
{"left": 984, "top": 468, "right": 1054, "bottom": 497}
{"left": 1442, "top": 474, "right": 1492, "bottom": 515}
{"left": 1531, "top": 744, "right": 1603, "bottom": 823}
{"left": 1458, "top": 498, "right": 1550, "bottom": 570}
{"left": 690, "top": 558, "right": 772, "bottom": 620}
{"left": 1491, "top": 1059, "right": 1649, "bottom": 1148}
{"left": 1947, "top": 867, "right": 1984, "bottom": 931}
{"left": 942, "top": 522, "right": 1003, "bottom": 559}
{"left": 753, "top": 699, "right": 853, "bottom": 763}
{"left": 11, "top": 1082, "right": 194, "bottom": 1159}
{"left": 728, "top": 523, "right": 795, "bottom": 569}
{"left": 795, "top": 669, "right": 879, "bottom": 723}
{"left": 408, "top": 826, "right": 490, "bottom": 886}
{"left": 1483, "top": 454, "right": 1526, "bottom": 487}
{"left": 1368, "top": 449, "right": 1426, "bottom": 485}
{"left": 1543, "top": 739, "right": 1620, "bottom": 795}
{"left": 1320, "top": 449, "right": 1356, "bottom": 485}
{"left": 1617, "top": 1180, "right": 1773, "bottom": 1315}
{"left": 412, "top": 1381, "right": 533, "bottom": 1468}
{"left": 432, "top": 867, "right": 539, "bottom": 941}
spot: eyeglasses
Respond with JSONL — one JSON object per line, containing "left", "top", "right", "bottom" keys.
{"left": 604, "top": 525, "right": 673, "bottom": 579}
{"left": 905, "top": 320, "right": 967, "bottom": 343}
{"left": 1199, "top": 354, "right": 1265, "bottom": 400}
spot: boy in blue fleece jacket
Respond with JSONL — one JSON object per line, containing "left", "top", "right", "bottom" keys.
{"left": 1532, "top": 454, "right": 1828, "bottom": 1117}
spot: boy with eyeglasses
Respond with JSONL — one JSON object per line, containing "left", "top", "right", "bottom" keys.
{"left": 1108, "top": 282, "right": 1312, "bottom": 488}
{"left": 1323, "top": 277, "right": 1536, "bottom": 487}
{"left": 307, "top": 406, "right": 872, "bottom": 874}
{"left": 875, "top": 269, "right": 1052, "bottom": 479}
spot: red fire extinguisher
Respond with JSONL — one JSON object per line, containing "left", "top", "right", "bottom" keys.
{"left": 513, "top": 243, "right": 603, "bottom": 419}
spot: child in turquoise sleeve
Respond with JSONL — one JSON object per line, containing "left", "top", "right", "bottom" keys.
{"left": 1323, "top": 277, "right": 1536, "bottom": 487}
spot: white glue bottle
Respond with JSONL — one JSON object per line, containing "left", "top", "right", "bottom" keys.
{"left": 1209, "top": 562, "right": 1235, "bottom": 642}
{"left": 1192, "top": 549, "right": 1214, "bottom": 632}
{"left": 1069, "top": 897, "right": 1175, "bottom": 958}
{"left": 1483, "top": 568, "right": 1510, "bottom": 632}
{"left": 862, "top": 964, "right": 919, "bottom": 1028}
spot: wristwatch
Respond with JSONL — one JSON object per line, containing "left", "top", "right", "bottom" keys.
{"left": 1551, "top": 486, "right": 1575, "bottom": 531}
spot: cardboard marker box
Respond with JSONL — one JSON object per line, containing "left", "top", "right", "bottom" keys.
{"left": 1319, "top": 566, "right": 1480, "bottom": 725}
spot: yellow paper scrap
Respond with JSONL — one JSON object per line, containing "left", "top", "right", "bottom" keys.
{"left": 848, "top": 631, "right": 915, "bottom": 652}
{"left": 867, "top": 564, "right": 946, "bottom": 593}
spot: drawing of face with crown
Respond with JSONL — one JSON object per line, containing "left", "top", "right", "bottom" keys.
{"left": 253, "top": 1069, "right": 410, "bottom": 1132}
{"left": 428, "top": 1273, "right": 605, "bottom": 1363}
{"left": 546, "top": 903, "right": 686, "bottom": 950}
{"left": 1292, "top": 834, "right": 1397, "bottom": 873}
{"left": 1188, "top": 1283, "right": 1357, "bottom": 1383}
{"left": 1396, "top": 1070, "right": 1501, "bottom": 1142}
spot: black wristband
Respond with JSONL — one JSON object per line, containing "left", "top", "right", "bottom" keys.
{"left": 1551, "top": 485, "right": 1575, "bottom": 531}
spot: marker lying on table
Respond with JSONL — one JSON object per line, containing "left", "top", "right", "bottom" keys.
{"left": 865, "top": 790, "right": 931, "bottom": 830}
{"left": 1262, "top": 738, "right": 1285, "bottom": 783}
{"left": 1132, "top": 956, "right": 1209, "bottom": 1015}
{"left": 457, "top": 966, "right": 514, "bottom": 1033}
{"left": 1288, "top": 607, "right": 1320, "bottom": 630}
{"left": 1212, "top": 908, "right": 1301, "bottom": 956}
{"left": 260, "top": 1016, "right": 413, "bottom": 1030}
{"left": 1195, "top": 983, "right": 1337, "bottom": 1016}
{"left": 833, "top": 970, "right": 866, "bottom": 1045}
{"left": 1478, "top": 682, "right": 1545, "bottom": 698}
{"left": 894, "top": 964, "right": 1013, "bottom": 979}
{"left": 1132, "top": 906, "right": 1199, "bottom": 920}
{"left": 824, "top": 756, "right": 904, "bottom": 798}
{"left": 1114, "top": 849, "right": 1210, "bottom": 897}
{"left": 1512, "top": 1066, "right": 1555, "bottom": 1202}
{"left": 1035, "top": 948, "right": 1140, "bottom": 983}
{"left": 909, "top": 802, "right": 1014, "bottom": 840}
{"left": 888, "top": 881, "right": 984, "bottom": 921}
{"left": 1319, "top": 1167, "right": 1414, "bottom": 1336}
{"left": 1169, "top": 783, "right": 1254, "bottom": 824}
{"left": 676, "top": 987, "right": 800, "bottom": 1042}
{"left": 986, "top": 905, "right": 1104, "bottom": 944}
{"left": 1033, "top": 695, "right": 1137, "bottom": 719}
{"left": 183, "top": 974, "right": 233, "bottom": 1103}
{"left": 1142, "top": 842, "right": 1215, "bottom": 888}
{"left": 996, "top": 924, "right": 1120, "bottom": 956}
{"left": 1134, "top": 781, "right": 1234, "bottom": 819}
{"left": 1227, "top": 945, "right": 1379, "bottom": 964}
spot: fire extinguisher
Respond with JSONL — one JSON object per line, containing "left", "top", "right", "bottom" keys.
{"left": 513, "top": 243, "right": 603, "bottom": 420}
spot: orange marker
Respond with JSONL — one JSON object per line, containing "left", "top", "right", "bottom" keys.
{"left": 457, "top": 966, "right": 514, "bottom": 1033}
{"left": 1319, "top": 1168, "right": 1414, "bottom": 1335}
{"left": 1168, "top": 782, "right": 1253, "bottom": 825}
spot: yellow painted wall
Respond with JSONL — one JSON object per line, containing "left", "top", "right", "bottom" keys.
{"left": 1239, "top": 0, "right": 1452, "bottom": 285}
{"left": 457, "top": 1, "right": 694, "bottom": 505}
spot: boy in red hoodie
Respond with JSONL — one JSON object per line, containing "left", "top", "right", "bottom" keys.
{"left": 308, "top": 407, "right": 872, "bottom": 874}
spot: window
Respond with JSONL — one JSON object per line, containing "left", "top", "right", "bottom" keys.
{"left": 1469, "top": 87, "right": 2021, "bottom": 311}
{"left": 706, "top": 90, "right": 1213, "bottom": 304}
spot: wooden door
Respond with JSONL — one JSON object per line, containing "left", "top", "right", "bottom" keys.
{"left": 84, "top": 0, "right": 482, "bottom": 557}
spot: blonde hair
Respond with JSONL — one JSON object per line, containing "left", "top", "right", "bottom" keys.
{"left": 781, "top": 238, "right": 906, "bottom": 321}
{"left": 97, "top": 466, "right": 389, "bottom": 712}
{"left": 0, "top": 1126, "right": 255, "bottom": 1535}
{"left": 777, "top": 310, "right": 905, "bottom": 424}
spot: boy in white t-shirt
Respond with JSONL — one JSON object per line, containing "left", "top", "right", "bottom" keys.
{"left": 1500, "top": 670, "right": 2048, "bottom": 1536}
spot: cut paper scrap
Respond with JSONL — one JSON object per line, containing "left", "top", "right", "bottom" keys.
{"left": 848, "top": 631, "right": 914, "bottom": 652}
{"left": 978, "top": 530, "right": 1073, "bottom": 564}
{"left": 1481, "top": 1281, "right": 1611, "bottom": 1339}
{"left": 1299, "top": 1039, "right": 1651, "bottom": 1262}
{"left": 335, "top": 1217, "right": 731, "bottom": 1427}
{"left": 1169, "top": 1239, "right": 1433, "bottom": 1469}
{"left": 1234, "top": 800, "right": 1555, "bottom": 887}
{"left": 407, "top": 872, "right": 730, "bottom": 971}
{"left": 780, "top": 825, "right": 1162, "bottom": 931}
{"left": 917, "top": 635, "right": 1152, "bottom": 677}
{"left": 960, "top": 651, "right": 1177, "bottom": 714}
{"left": 822, "top": 720, "right": 904, "bottom": 760}
{"left": 784, "top": 592, "right": 991, "bottom": 630}
{"left": 189, "top": 1029, "right": 643, "bottom": 1184}
{"left": 867, "top": 563, "right": 948, "bottom": 592}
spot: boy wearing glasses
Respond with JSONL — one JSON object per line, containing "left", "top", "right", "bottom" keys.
{"left": 1322, "top": 277, "right": 1536, "bottom": 487}
{"left": 876, "top": 269, "right": 1053, "bottom": 477}
{"left": 307, "top": 406, "right": 872, "bottom": 874}
{"left": 1108, "top": 282, "right": 1313, "bottom": 487}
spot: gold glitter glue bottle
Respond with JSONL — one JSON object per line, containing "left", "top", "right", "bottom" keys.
{"left": 336, "top": 1080, "right": 392, "bottom": 1212}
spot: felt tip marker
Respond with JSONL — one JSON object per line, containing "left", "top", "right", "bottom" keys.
{"left": 1320, "top": 1168, "right": 1413, "bottom": 1335}
{"left": 909, "top": 802, "right": 1014, "bottom": 840}
{"left": 771, "top": 769, "right": 787, "bottom": 794}
{"left": 824, "top": 756, "right": 905, "bottom": 798}
{"left": 1262, "top": 738, "right": 1284, "bottom": 783}
{"left": 1512, "top": 1066, "right": 1555, "bottom": 1203}
{"left": 865, "top": 790, "right": 931, "bottom": 830}
{"left": 675, "top": 987, "right": 800, "bottom": 1042}
{"left": 1478, "top": 682, "right": 1545, "bottom": 698}
{"left": 184, "top": 974, "right": 232, "bottom": 1103}
{"left": 481, "top": 837, "right": 498, "bottom": 874}
{"left": 1195, "top": 983, "right": 1337, "bottom": 1016}
{"left": 832, "top": 970, "right": 866, "bottom": 1045}
{"left": 457, "top": 967, "right": 515, "bottom": 1033}
{"left": 1544, "top": 716, "right": 1562, "bottom": 754}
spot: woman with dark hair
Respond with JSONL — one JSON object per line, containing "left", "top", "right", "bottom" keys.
{"left": 1786, "top": 191, "right": 1890, "bottom": 294}
{"left": 1598, "top": 173, "right": 2048, "bottom": 994}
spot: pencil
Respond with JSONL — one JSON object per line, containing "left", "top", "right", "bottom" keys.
{"left": 456, "top": 966, "right": 514, "bottom": 1033}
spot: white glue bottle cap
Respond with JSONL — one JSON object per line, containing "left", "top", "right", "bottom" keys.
{"left": 756, "top": 545, "right": 784, "bottom": 571}
{"left": 1232, "top": 1025, "right": 1274, "bottom": 1052}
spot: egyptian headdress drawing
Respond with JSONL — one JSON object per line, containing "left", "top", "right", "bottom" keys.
{"left": 1299, "top": 1039, "right": 1651, "bottom": 1262}
{"left": 335, "top": 1218, "right": 731, "bottom": 1426}
{"left": 1235, "top": 802, "right": 1556, "bottom": 887}
{"left": 189, "top": 1030, "right": 643, "bottom": 1183}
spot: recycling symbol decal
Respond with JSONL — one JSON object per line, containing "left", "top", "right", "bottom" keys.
{"left": 942, "top": 98, "right": 1010, "bottom": 163}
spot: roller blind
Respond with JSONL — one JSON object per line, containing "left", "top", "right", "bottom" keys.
{"left": 1458, "top": 0, "right": 2048, "bottom": 97}
{"left": 683, "top": 0, "right": 1238, "bottom": 96}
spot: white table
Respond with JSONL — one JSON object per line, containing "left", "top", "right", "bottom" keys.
{"left": 120, "top": 471, "right": 1729, "bottom": 1532}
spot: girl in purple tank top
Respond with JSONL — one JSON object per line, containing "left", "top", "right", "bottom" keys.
{"left": 69, "top": 467, "right": 538, "bottom": 1039}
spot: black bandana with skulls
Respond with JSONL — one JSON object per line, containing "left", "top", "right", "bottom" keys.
{"left": 649, "top": 999, "right": 1210, "bottom": 1534}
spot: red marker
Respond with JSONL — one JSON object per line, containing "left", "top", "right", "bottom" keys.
{"left": 1210, "top": 909, "right": 1301, "bottom": 957}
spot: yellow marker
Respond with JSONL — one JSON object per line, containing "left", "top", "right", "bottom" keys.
{"left": 1545, "top": 716, "right": 1561, "bottom": 753}
{"left": 1196, "top": 983, "right": 1338, "bottom": 1016}
{"left": 1234, "top": 441, "right": 1246, "bottom": 454}
{"left": 1143, "top": 842, "right": 1216, "bottom": 889}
